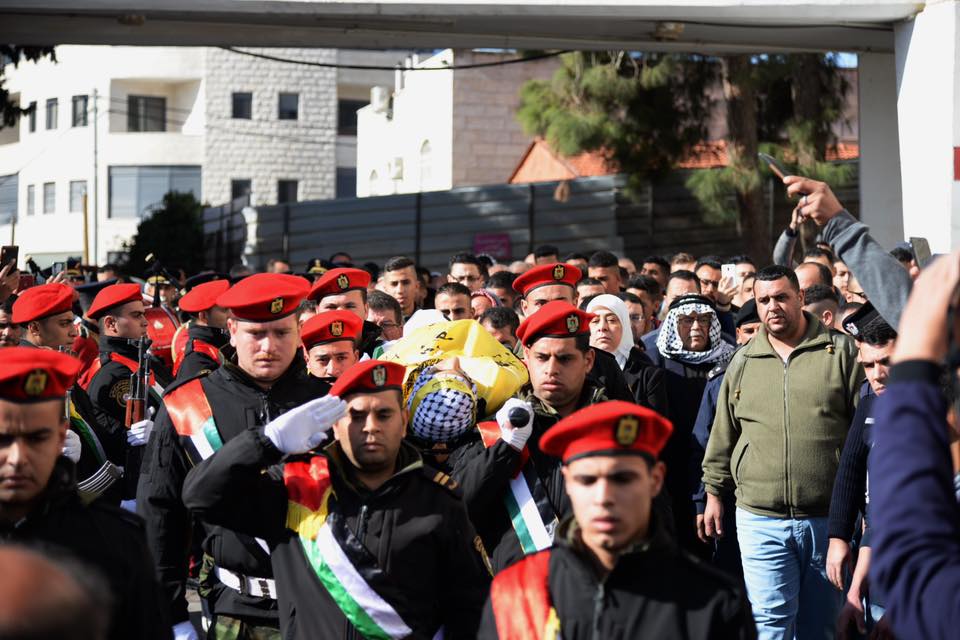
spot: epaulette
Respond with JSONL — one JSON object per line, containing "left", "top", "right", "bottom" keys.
{"left": 422, "top": 466, "right": 462, "bottom": 496}
{"left": 707, "top": 362, "right": 727, "bottom": 381}
{"left": 160, "top": 369, "right": 212, "bottom": 398}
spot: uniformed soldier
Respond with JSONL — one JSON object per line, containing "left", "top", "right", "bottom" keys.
{"left": 138, "top": 273, "right": 331, "bottom": 640}
{"left": 451, "top": 301, "right": 610, "bottom": 572}
{"left": 0, "top": 348, "right": 170, "bottom": 640}
{"left": 182, "top": 359, "right": 491, "bottom": 639}
{"left": 308, "top": 267, "right": 383, "bottom": 356}
{"left": 173, "top": 279, "right": 232, "bottom": 381}
{"left": 71, "top": 278, "right": 116, "bottom": 372}
{"left": 478, "top": 400, "right": 756, "bottom": 640}
{"left": 12, "top": 283, "right": 124, "bottom": 504}
{"left": 300, "top": 309, "right": 363, "bottom": 380}
{"left": 81, "top": 282, "right": 172, "bottom": 501}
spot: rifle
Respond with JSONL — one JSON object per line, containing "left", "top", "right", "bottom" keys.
{"left": 124, "top": 335, "right": 153, "bottom": 428}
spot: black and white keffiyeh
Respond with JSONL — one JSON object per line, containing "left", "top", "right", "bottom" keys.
{"left": 407, "top": 366, "right": 478, "bottom": 443}
{"left": 656, "top": 300, "right": 734, "bottom": 366}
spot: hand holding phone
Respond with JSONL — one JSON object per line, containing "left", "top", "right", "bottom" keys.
{"left": 0, "top": 245, "right": 18, "bottom": 270}
{"left": 721, "top": 263, "right": 739, "bottom": 287}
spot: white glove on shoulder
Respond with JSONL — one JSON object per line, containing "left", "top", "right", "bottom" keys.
{"left": 264, "top": 395, "right": 347, "bottom": 454}
{"left": 172, "top": 620, "right": 199, "bottom": 640}
{"left": 496, "top": 398, "right": 534, "bottom": 452}
{"left": 127, "top": 419, "right": 154, "bottom": 447}
{"left": 62, "top": 429, "right": 82, "bottom": 463}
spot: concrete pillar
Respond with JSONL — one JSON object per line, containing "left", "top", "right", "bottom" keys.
{"left": 894, "top": 1, "right": 960, "bottom": 252}
{"left": 858, "top": 53, "right": 903, "bottom": 249}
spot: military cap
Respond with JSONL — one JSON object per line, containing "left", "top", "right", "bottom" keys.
{"left": 87, "top": 283, "right": 142, "bottom": 320}
{"left": 215, "top": 273, "right": 309, "bottom": 322}
{"left": 512, "top": 263, "right": 582, "bottom": 297}
{"left": 179, "top": 280, "right": 231, "bottom": 314}
{"left": 73, "top": 279, "right": 117, "bottom": 315}
{"left": 12, "top": 283, "right": 74, "bottom": 324}
{"left": 329, "top": 360, "right": 404, "bottom": 398}
{"left": 540, "top": 400, "right": 673, "bottom": 464}
{"left": 308, "top": 268, "right": 372, "bottom": 301}
{"left": 182, "top": 271, "right": 227, "bottom": 293}
{"left": 735, "top": 299, "right": 760, "bottom": 328}
{"left": 515, "top": 300, "right": 593, "bottom": 347}
{"left": 301, "top": 310, "right": 363, "bottom": 350}
{"left": 0, "top": 347, "right": 81, "bottom": 402}
{"left": 842, "top": 301, "right": 894, "bottom": 339}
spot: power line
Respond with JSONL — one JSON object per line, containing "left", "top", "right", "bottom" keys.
{"left": 219, "top": 47, "right": 571, "bottom": 70}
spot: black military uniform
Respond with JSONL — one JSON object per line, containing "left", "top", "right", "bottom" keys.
{"left": 358, "top": 319, "right": 384, "bottom": 358}
{"left": 176, "top": 323, "right": 231, "bottom": 381}
{"left": 68, "top": 382, "right": 126, "bottom": 504}
{"left": 182, "top": 429, "right": 491, "bottom": 639}
{"left": 477, "top": 516, "right": 756, "bottom": 639}
{"left": 0, "top": 459, "right": 171, "bottom": 640}
{"left": 138, "top": 357, "right": 330, "bottom": 632}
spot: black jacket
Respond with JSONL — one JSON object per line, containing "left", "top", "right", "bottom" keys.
{"left": 69, "top": 383, "right": 125, "bottom": 505}
{"left": 588, "top": 347, "right": 634, "bottom": 402}
{"left": 0, "top": 460, "right": 171, "bottom": 640}
{"left": 450, "top": 384, "right": 608, "bottom": 572}
{"left": 478, "top": 516, "right": 755, "bottom": 640}
{"left": 182, "top": 430, "right": 491, "bottom": 639}
{"left": 175, "top": 324, "right": 230, "bottom": 381}
{"left": 622, "top": 347, "right": 670, "bottom": 417}
{"left": 358, "top": 320, "right": 384, "bottom": 358}
{"left": 137, "top": 356, "right": 330, "bottom": 624}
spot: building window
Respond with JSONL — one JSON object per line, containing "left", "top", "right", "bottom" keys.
{"left": 232, "top": 92, "right": 252, "bottom": 119}
{"left": 26, "top": 185, "right": 34, "bottom": 216}
{"left": 42, "top": 182, "right": 55, "bottom": 214}
{"left": 337, "top": 99, "right": 365, "bottom": 136}
{"left": 231, "top": 179, "right": 252, "bottom": 201}
{"left": 0, "top": 174, "right": 17, "bottom": 225}
{"left": 45, "top": 98, "right": 58, "bottom": 130}
{"left": 277, "top": 180, "right": 298, "bottom": 204}
{"left": 127, "top": 95, "right": 166, "bottom": 132}
{"left": 108, "top": 165, "right": 201, "bottom": 218}
{"left": 335, "top": 168, "right": 356, "bottom": 199}
{"left": 71, "top": 95, "right": 88, "bottom": 127}
{"left": 69, "top": 180, "right": 87, "bottom": 212}
{"left": 27, "top": 102, "right": 36, "bottom": 133}
{"left": 278, "top": 93, "right": 299, "bottom": 121}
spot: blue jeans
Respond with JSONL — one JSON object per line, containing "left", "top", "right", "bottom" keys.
{"left": 736, "top": 508, "right": 842, "bottom": 640}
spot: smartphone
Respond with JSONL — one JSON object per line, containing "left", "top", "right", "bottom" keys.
{"left": 721, "top": 263, "right": 739, "bottom": 287}
{"left": 16, "top": 273, "right": 34, "bottom": 292}
{"left": 0, "top": 245, "right": 18, "bottom": 269}
{"left": 51, "top": 261, "right": 65, "bottom": 276}
{"left": 910, "top": 237, "right": 933, "bottom": 268}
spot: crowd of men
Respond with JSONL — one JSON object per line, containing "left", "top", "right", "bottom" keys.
{"left": 0, "top": 173, "right": 950, "bottom": 640}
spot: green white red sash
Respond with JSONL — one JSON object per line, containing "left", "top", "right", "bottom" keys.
{"left": 478, "top": 421, "right": 559, "bottom": 555}
{"left": 490, "top": 550, "right": 561, "bottom": 640}
{"left": 165, "top": 379, "right": 224, "bottom": 464}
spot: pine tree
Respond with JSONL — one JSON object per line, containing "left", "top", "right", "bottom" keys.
{"left": 0, "top": 46, "right": 56, "bottom": 128}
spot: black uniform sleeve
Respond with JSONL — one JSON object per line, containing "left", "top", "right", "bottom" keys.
{"left": 827, "top": 401, "right": 870, "bottom": 540}
{"left": 114, "top": 512, "right": 176, "bottom": 639}
{"left": 450, "top": 437, "right": 521, "bottom": 519}
{"left": 437, "top": 496, "right": 492, "bottom": 639}
{"left": 88, "top": 365, "right": 128, "bottom": 434}
{"left": 175, "top": 352, "right": 218, "bottom": 382}
{"left": 182, "top": 428, "right": 288, "bottom": 543}
{"left": 71, "top": 385, "right": 126, "bottom": 466}
{"left": 476, "top": 597, "right": 499, "bottom": 640}
{"left": 136, "top": 406, "right": 192, "bottom": 624}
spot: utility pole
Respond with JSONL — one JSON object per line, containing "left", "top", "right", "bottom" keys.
{"left": 91, "top": 87, "right": 99, "bottom": 264}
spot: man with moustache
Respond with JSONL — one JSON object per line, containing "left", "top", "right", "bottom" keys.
{"left": 138, "top": 273, "right": 331, "bottom": 640}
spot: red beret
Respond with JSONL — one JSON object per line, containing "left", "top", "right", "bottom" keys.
{"left": 329, "top": 360, "right": 405, "bottom": 398}
{"left": 87, "top": 283, "right": 142, "bottom": 320}
{"left": 512, "top": 263, "right": 582, "bottom": 297}
{"left": 309, "top": 268, "right": 372, "bottom": 301}
{"left": 0, "top": 347, "right": 82, "bottom": 402}
{"left": 540, "top": 400, "right": 673, "bottom": 463}
{"left": 216, "top": 274, "right": 310, "bottom": 322}
{"left": 516, "top": 300, "right": 593, "bottom": 347}
{"left": 179, "top": 280, "right": 231, "bottom": 314}
{"left": 12, "top": 283, "right": 75, "bottom": 323}
{"left": 301, "top": 310, "right": 363, "bottom": 349}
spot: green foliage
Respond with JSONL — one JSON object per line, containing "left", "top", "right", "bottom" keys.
{"left": 124, "top": 192, "right": 205, "bottom": 277}
{"left": 0, "top": 46, "right": 57, "bottom": 129}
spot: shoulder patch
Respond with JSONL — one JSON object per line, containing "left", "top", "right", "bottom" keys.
{"left": 109, "top": 380, "right": 130, "bottom": 407}
{"left": 423, "top": 466, "right": 461, "bottom": 496}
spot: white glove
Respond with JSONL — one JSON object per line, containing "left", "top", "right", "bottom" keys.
{"left": 497, "top": 398, "right": 534, "bottom": 452}
{"left": 264, "top": 395, "right": 348, "bottom": 454}
{"left": 127, "top": 419, "right": 154, "bottom": 446}
{"left": 62, "top": 429, "right": 82, "bottom": 463}
{"left": 172, "top": 621, "right": 199, "bottom": 640}
{"left": 120, "top": 499, "right": 137, "bottom": 513}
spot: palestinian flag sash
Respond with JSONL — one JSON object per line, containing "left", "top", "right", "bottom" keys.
{"left": 285, "top": 456, "right": 423, "bottom": 640}
{"left": 165, "top": 378, "right": 224, "bottom": 465}
{"left": 477, "top": 421, "right": 558, "bottom": 555}
{"left": 67, "top": 395, "right": 107, "bottom": 465}
{"left": 490, "top": 551, "right": 561, "bottom": 640}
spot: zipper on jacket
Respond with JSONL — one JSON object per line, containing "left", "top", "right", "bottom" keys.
{"left": 591, "top": 581, "right": 606, "bottom": 640}
{"left": 782, "top": 358, "right": 792, "bottom": 519}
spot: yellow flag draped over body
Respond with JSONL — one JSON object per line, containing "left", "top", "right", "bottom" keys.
{"left": 381, "top": 319, "right": 528, "bottom": 417}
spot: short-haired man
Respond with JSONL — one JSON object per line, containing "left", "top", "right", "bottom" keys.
{"left": 575, "top": 277, "right": 605, "bottom": 307}
{"left": 802, "top": 284, "right": 841, "bottom": 331}
{"left": 640, "top": 255, "right": 670, "bottom": 292}
{"left": 479, "top": 306, "right": 520, "bottom": 352}
{"left": 619, "top": 256, "right": 637, "bottom": 276}
{"left": 702, "top": 265, "right": 863, "bottom": 638}
{"left": 309, "top": 267, "right": 383, "bottom": 357}
{"left": 14, "top": 283, "right": 78, "bottom": 351}
{"left": 795, "top": 261, "right": 833, "bottom": 292}
{"left": 182, "top": 360, "right": 490, "bottom": 637}
{"left": 448, "top": 253, "right": 486, "bottom": 292}
{"left": 138, "top": 274, "right": 331, "bottom": 640}
{"left": 671, "top": 252, "right": 697, "bottom": 273}
{"left": 265, "top": 259, "right": 292, "bottom": 274}
{"left": 803, "top": 248, "right": 837, "bottom": 275}
{"left": 563, "top": 252, "right": 589, "bottom": 272}
{"left": 534, "top": 244, "right": 560, "bottom": 265}
{"left": 435, "top": 282, "right": 473, "bottom": 321}
{"left": 587, "top": 251, "right": 622, "bottom": 295}
{"left": 0, "top": 348, "right": 169, "bottom": 639}
{"left": 730, "top": 255, "right": 758, "bottom": 283}
{"left": 486, "top": 271, "right": 518, "bottom": 309}
{"left": 301, "top": 310, "right": 362, "bottom": 380}
{"left": 479, "top": 401, "right": 755, "bottom": 639}
{"left": 0, "top": 295, "right": 20, "bottom": 347}
{"left": 621, "top": 292, "right": 647, "bottom": 345}
{"left": 380, "top": 256, "right": 419, "bottom": 320}
{"left": 626, "top": 274, "right": 664, "bottom": 329}
{"left": 173, "top": 279, "right": 232, "bottom": 380}
{"left": 366, "top": 290, "right": 403, "bottom": 343}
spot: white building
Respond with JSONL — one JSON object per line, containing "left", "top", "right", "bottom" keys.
{"left": 0, "top": 45, "right": 401, "bottom": 265}
{"left": 356, "top": 49, "right": 560, "bottom": 197}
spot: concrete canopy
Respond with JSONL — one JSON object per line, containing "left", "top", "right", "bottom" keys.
{"left": 0, "top": 1, "right": 920, "bottom": 53}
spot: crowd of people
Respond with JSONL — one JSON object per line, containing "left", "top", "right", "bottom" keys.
{"left": 0, "top": 173, "right": 953, "bottom": 640}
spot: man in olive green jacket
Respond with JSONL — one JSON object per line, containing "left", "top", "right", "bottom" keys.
{"left": 702, "top": 265, "right": 863, "bottom": 640}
